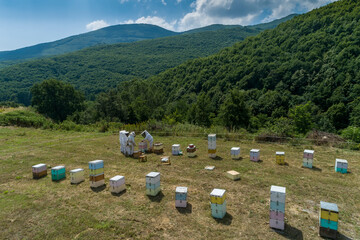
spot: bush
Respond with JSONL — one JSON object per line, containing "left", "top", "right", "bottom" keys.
{"left": 341, "top": 126, "right": 360, "bottom": 143}
{"left": 0, "top": 109, "right": 52, "bottom": 128}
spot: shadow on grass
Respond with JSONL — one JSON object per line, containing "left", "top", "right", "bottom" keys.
{"left": 273, "top": 223, "right": 303, "bottom": 240}
{"left": 233, "top": 157, "right": 243, "bottom": 161}
{"left": 176, "top": 202, "right": 192, "bottom": 214}
{"left": 70, "top": 180, "right": 85, "bottom": 185}
{"left": 91, "top": 184, "right": 107, "bottom": 193}
{"left": 311, "top": 166, "right": 322, "bottom": 172}
{"left": 214, "top": 212, "right": 233, "bottom": 225}
{"left": 147, "top": 191, "right": 164, "bottom": 202}
{"left": 111, "top": 189, "right": 127, "bottom": 197}
{"left": 52, "top": 177, "right": 66, "bottom": 183}
{"left": 212, "top": 156, "right": 223, "bottom": 161}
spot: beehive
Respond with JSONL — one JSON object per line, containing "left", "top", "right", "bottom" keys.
{"left": 303, "top": 149, "right": 314, "bottom": 168}
{"left": 187, "top": 144, "right": 197, "bottom": 158}
{"left": 250, "top": 149, "right": 260, "bottom": 162}
{"left": 208, "top": 134, "right": 216, "bottom": 158}
{"left": 175, "top": 186, "right": 188, "bottom": 208}
{"left": 89, "top": 160, "right": 105, "bottom": 188}
{"left": 133, "top": 151, "right": 141, "bottom": 159}
{"left": 276, "top": 152, "right": 285, "bottom": 165}
{"left": 319, "top": 201, "right": 339, "bottom": 239}
{"left": 110, "top": 175, "right": 126, "bottom": 193}
{"left": 231, "top": 147, "right": 240, "bottom": 160}
{"left": 153, "top": 142, "right": 164, "bottom": 154}
{"left": 226, "top": 170, "right": 240, "bottom": 181}
{"left": 139, "top": 140, "right": 148, "bottom": 153}
{"left": 335, "top": 159, "right": 348, "bottom": 174}
{"left": 161, "top": 156, "right": 171, "bottom": 165}
{"left": 172, "top": 144, "right": 180, "bottom": 155}
{"left": 210, "top": 188, "right": 226, "bottom": 219}
{"left": 32, "top": 163, "right": 47, "bottom": 179}
{"left": 146, "top": 172, "right": 161, "bottom": 196}
{"left": 270, "top": 185, "right": 286, "bottom": 230}
{"left": 51, "top": 166, "right": 66, "bottom": 181}
{"left": 70, "top": 168, "right": 84, "bottom": 184}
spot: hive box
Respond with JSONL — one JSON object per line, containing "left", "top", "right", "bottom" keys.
{"left": 187, "top": 144, "right": 197, "bottom": 158}
{"left": 320, "top": 201, "right": 339, "bottom": 232}
{"left": 270, "top": 185, "right": 286, "bottom": 230}
{"left": 90, "top": 179, "right": 105, "bottom": 188}
{"left": 89, "top": 160, "right": 104, "bottom": 170}
{"left": 146, "top": 172, "right": 161, "bottom": 196}
{"left": 335, "top": 159, "right": 348, "bottom": 173}
{"left": 175, "top": 186, "right": 188, "bottom": 208}
{"left": 172, "top": 144, "right": 180, "bottom": 155}
{"left": 110, "top": 175, "right": 126, "bottom": 193}
{"left": 226, "top": 170, "right": 240, "bottom": 181}
{"left": 303, "top": 149, "right": 314, "bottom": 159}
{"left": 89, "top": 168, "right": 104, "bottom": 176}
{"left": 161, "top": 156, "right": 171, "bottom": 165}
{"left": 231, "top": 147, "right": 240, "bottom": 160}
{"left": 208, "top": 134, "right": 216, "bottom": 158}
{"left": 51, "top": 166, "right": 66, "bottom": 181}
{"left": 89, "top": 173, "right": 105, "bottom": 182}
{"left": 70, "top": 168, "right": 84, "bottom": 184}
{"left": 210, "top": 188, "right": 226, "bottom": 219}
{"left": 276, "top": 152, "right": 285, "bottom": 165}
{"left": 154, "top": 142, "right": 164, "bottom": 154}
{"left": 133, "top": 151, "right": 141, "bottom": 159}
{"left": 89, "top": 160, "right": 104, "bottom": 188}
{"left": 32, "top": 163, "right": 47, "bottom": 179}
{"left": 139, "top": 141, "right": 148, "bottom": 153}
{"left": 250, "top": 149, "right": 260, "bottom": 162}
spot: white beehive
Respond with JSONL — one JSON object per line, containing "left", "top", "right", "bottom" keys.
{"left": 110, "top": 175, "right": 126, "bottom": 193}
{"left": 70, "top": 168, "right": 84, "bottom": 184}
{"left": 231, "top": 147, "right": 241, "bottom": 159}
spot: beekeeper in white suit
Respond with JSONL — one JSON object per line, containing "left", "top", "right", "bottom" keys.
{"left": 141, "top": 130, "right": 153, "bottom": 151}
{"left": 127, "top": 131, "right": 136, "bottom": 156}
{"left": 119, "top": 130, "right": 129, "bottom": 155}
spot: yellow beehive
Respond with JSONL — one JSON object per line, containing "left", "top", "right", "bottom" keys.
{"left": 210, "top": 189, "right": 226, "bottom": 204}
{"left": 89, "top": 168, "right": 104, "bottom": 176}
{"left": 208, "top": 149, "right": 216, "bottom": 154}
{"left": 276, "top": 152, "right": 285, "bottom": 165}
{"left": 321, "top": 209, "right": 339, "bottom": 222}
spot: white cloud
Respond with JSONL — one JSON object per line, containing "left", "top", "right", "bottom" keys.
{"left": 122, "top": 16, "right": 177, "bottom": 31}
{"left": 161, "top": 0, "right": 167, "bottom": 6}
{"left": 176, "top": 0, "right": 182, "bottom": 3}
{"left": 119, "top": 0, "right": 129, "bottom": 3}
{"left": 86, "top": 20, "right": 110, "bottom": 31}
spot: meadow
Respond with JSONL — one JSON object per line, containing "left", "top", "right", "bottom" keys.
{"left": 0, "top": 127, "right": 359, "bottom": 239}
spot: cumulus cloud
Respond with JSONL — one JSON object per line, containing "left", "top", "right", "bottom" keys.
{"left": 86, "top": 20, "right": 109, "bottom": 31}
{"left": 123, "top": 16, "right": 177, "bottom": 31}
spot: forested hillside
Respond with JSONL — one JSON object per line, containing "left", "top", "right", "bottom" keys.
{"left": 95, "top": 0, "right": 360, "bottom": 134}
{"left": 0, "top": 16, "right": 297, "bottom": 105}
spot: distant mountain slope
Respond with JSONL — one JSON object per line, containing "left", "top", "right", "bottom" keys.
{"left": 0, "top": 24, "right": 179, "bottom": 62}
{"left": 0, "top": 15, "right": 296, "bottom": 105}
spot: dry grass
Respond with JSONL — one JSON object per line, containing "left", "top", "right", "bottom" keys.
{"left": 0, "top": 127, "right": 359, "bottom": 239}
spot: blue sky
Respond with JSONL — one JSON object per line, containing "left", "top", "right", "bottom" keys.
{"left": 0, "top": 0, "right": 337, "bottom": 51}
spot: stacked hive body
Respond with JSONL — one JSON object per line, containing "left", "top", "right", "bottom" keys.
{"left": 110, "top": 175, "right": 126, "bottom": 193}
{"left": 146, "top": 172, "right": 161, "bottom": 196}
{"left": 172, "top": 144, "right": 180, "bottom": 156}
{"left": 139, "top": 141, "right": 148, "bottom": 153}
{"left": 186, "top": 144, "right": 196, "bottom": 157}
{"left": 303, "top": 149, "right": 314, "bottom": 168}
{"left": 319, "top": 201, "right": 339, "bottom": 239}
{"left": 89, "top": 160, "right": 105, "bottom": 188}
{"left": 276, "top": 152, "right": 285, "bottom": 165}
{"left": 154, "top": 143, "right": 164, "bottom": 154}
{"left": 51, "top": 166, "right": 66, "bottom": 181}
{"left": 210, "top": 189, "right": 226, "bottom": 219}
{"left": 208, "top": 134, "right": 216, "bottom": 158}
{"left": 231, "top": 147, "right": 240, "bottom": 160}
{"left": 175, "top": 186, "right": 188, "bottom": 208}
{"left": 270, "top": 185, "right": 286, "bottom": 230}
{"left": 250, "top": 149, "right": 260, "bottom": 162}
{"left": 70, "top": 168, "right": 84, "bottom": 184}
{"left": 32, "top": 164, "right": 47, "bottom": 179}
{"left": 335, "top": 159, "right": 348, "bottom": 174}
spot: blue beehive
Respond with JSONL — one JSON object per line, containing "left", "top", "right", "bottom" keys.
{"left": 51, "top": 166, "right": 66, "bottom": 181}
{"left": 89, "top": 160, "right": 104, "bottom": 170}
{"left": 335, "top": 159, "right": 348, "bottom": 174}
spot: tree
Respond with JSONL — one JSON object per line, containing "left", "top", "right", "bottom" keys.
{"left": 194, "top": 93, "right": 212, "bottom": 127}
{"left": 288, "top": 102, "right": 313, "bottom": 134}
{"left": 31, "top": 79, "right": 84, "bottom": 122}
{"left": 326, "top": 102, "right": 348, "bottom": 130}
{"left": 219, "top": 90, "right": 251, "bottom": 131}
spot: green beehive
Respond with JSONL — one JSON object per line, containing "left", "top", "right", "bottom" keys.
{"left": 51, "top": 166, "right": 66, "bottom": 181}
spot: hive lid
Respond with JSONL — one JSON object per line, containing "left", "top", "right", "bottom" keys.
{"left": 32, "top": 163, "right": 46, "bottom": 168}
{"left": 276, "top": 151, "right": 285, "bottom": 155}
{"left": 172, "top": 144, "right": 180, "bottom": 147}
{"left": 161, "top": 156, "right": 169, "bottom": 162}
{"left": 231, "top": 147, "right": 240, "bottom": 151}
{"left": 146, "top": 172, "right": 160, "bottom": 178}
{"left": 304, "top": 149, "right": 314, "bottom": 154}
{"left": 110, "top": 175, "right": 124, "bottom": 181}
{"left": 52, "top": 165, "right": 65, "bottom": 170}
{"left": 335, "top": 159, "right": 348, "bottom": 164}
{"left": 210, "top": 188, "right": 226, "bottom": 197}
{"left": 320, "top": 201, "right": 338, "bottom": 212}
{"left": 250, "top": 149, "right": 260, "bottom": 152}
{"left": 205, "top": 166, "right": 215, "bottom": 170}
{"left": 70, "top": 168, "right": 83, "bottom": 173}
{"left": 227, "top": 170, "right": 240, "bottom": 175}
{"left": 89, "top": 160, "right": 104, "bottom": 164}
{"left": 208, "top": 134, "right": 216, "bottom": 137}
{"left": 176, "top": 186, "right": 188, "bottom": 193}
{"left": 270, "top": 185, "right": 286, "bottom": 194}
{"left": 188, "top": 144, "right": 195, "bottom": 148}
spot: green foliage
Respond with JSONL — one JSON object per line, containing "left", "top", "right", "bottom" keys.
{"left": 219, "top": 90, "right": 250, "bottom": 130}
{"left": 31, "top": 79, "right": 85, "bottom": 122}
{"left": 0, "top": 109, "right": 53, "bottom": 128}
{"left": 288, "top": 102, "right": 313, "bottom": 134}
{"left": 342, "top": 126, "right": 360, "bottom": 143}
{"left": 326, "top": 102, "right": 348, "bottom": 130}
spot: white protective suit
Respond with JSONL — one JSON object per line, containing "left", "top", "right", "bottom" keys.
{"left": 141, "top": 130, "right": 153, "bottom": 150}
{"left": 119, "top": 130, "right": 129, "bottom": 155}
{"left": 127, "top": 132, "right": 136, "bottom": 156}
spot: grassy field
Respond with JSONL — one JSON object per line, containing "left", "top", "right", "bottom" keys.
{"left": 0, "top": 127, "right": 359, "bottom": 239}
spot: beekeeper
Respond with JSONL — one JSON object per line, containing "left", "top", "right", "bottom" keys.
{"left": 127, "top": 131, "right": 136, "bottom": 156}
{"left": 119, "top": 130, "right": 129, "bottom": 155}
{"left": 141, "top": 130, "right": 153, "bottom": 151}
